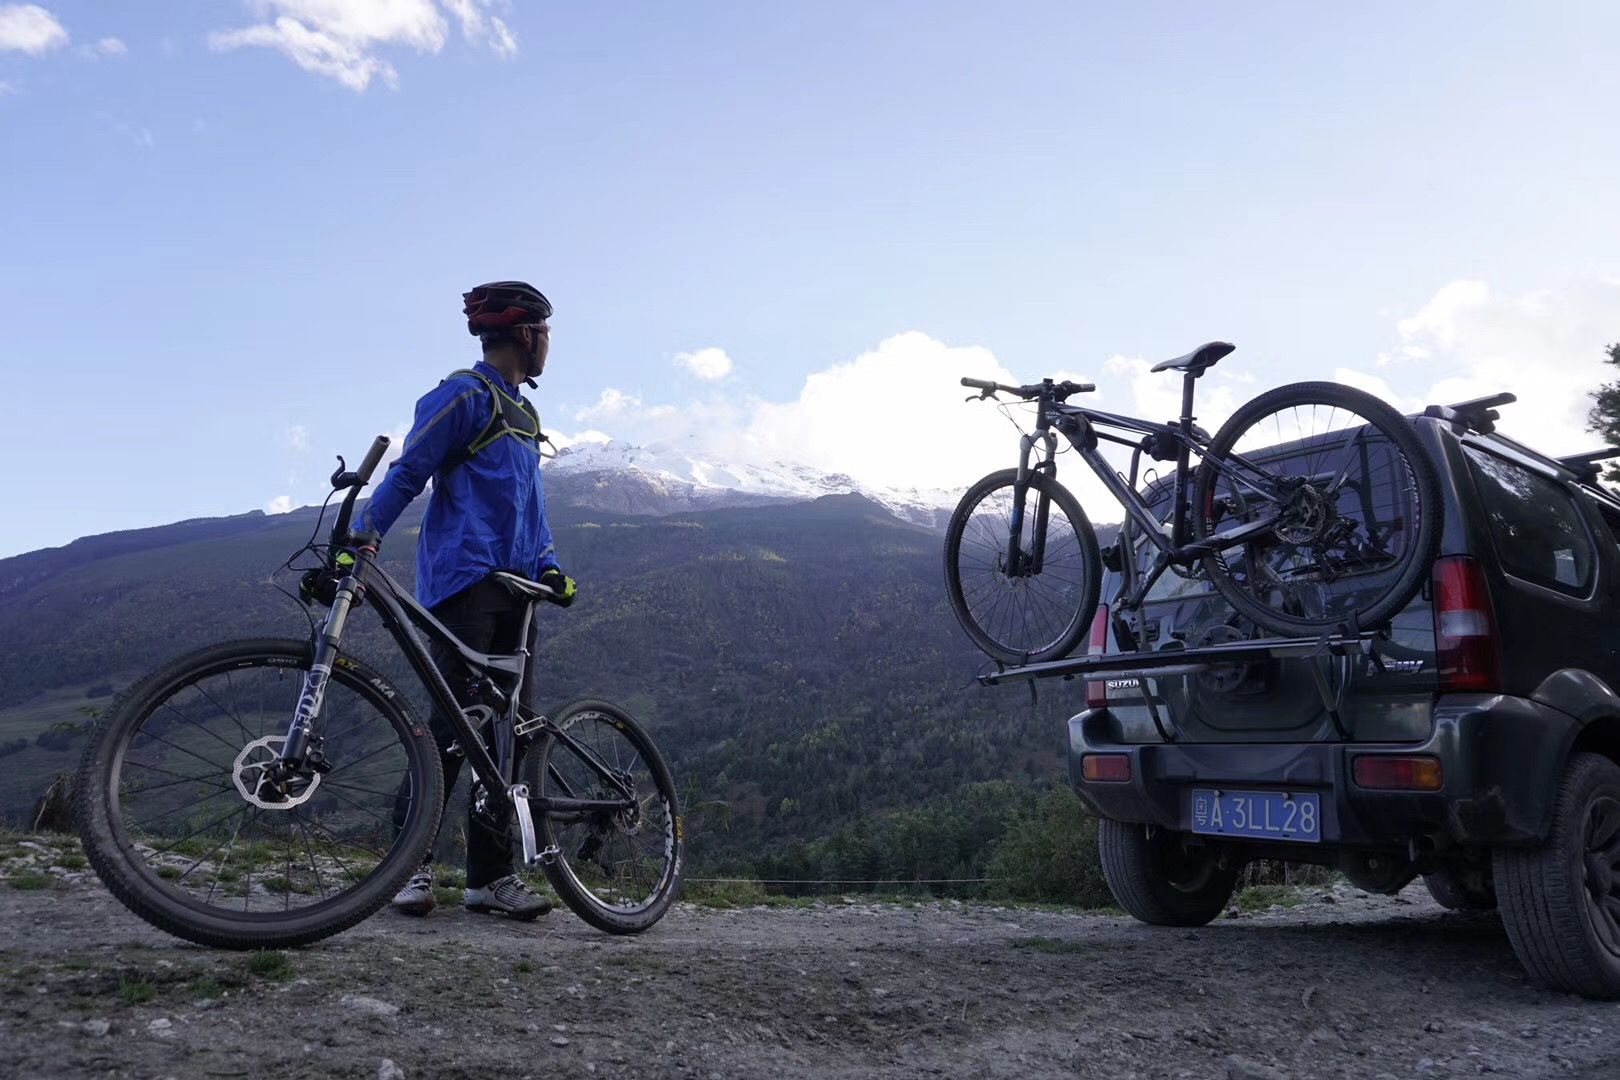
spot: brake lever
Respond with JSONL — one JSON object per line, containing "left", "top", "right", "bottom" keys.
{"left": 964, "top": 388, "right": 999, "bottom": 402}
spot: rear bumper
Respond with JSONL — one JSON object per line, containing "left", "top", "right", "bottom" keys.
{"left": 1067, "top": 694, "right": 1577, "bottom": 848}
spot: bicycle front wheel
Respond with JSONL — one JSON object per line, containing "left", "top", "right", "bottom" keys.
{"left": 1192, "top": 381, "right": 1441, "bottom": 636}
{"left": 524, "top": 699, "right": 683, "bottom": 934}
{"left": 76, "top": 639, "right": 444, "bottom": 949}
{"left": 944, "top": 469, "right": 1100, "bottom": 664}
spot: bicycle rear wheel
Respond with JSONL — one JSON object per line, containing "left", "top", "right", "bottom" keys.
{"left": 944, "top": 468, "right": 1100, "bottom": 664}
{"left": 524, "top": 699, "right": 682, "bottom": 934}
{"left": 1191, "top": 381, "right": 1441, "bottom": 636}
{"left": 76, "top": 638, "right": 443, "bottom": 949}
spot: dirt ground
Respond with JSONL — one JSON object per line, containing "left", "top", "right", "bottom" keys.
{"left": 3, "top": 841, "right": 1619, "bottom": 1080}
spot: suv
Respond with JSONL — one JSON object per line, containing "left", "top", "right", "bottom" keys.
{"left": 1063, "top": 401, "right": 1620, "bottom": 999}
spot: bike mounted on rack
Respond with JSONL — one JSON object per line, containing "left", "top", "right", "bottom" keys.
{"left": 966, "top": 389, "right": 1554, "bottom": 743}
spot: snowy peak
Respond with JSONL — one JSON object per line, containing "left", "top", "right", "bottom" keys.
{"left": 544, "top": 440, "right": 956, "bottom": 528}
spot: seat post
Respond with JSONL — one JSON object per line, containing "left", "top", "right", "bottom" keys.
{"left": 1180, "top": 372, "right": 1197, "bottom": 426}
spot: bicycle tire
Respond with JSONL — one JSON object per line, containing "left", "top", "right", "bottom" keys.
{"left": 526, "top": 699, "right": 683, "bottom": 934}
{"left": 76, "top": 638, "right": 444, "bottom": 950}
{"left": 1191, "top": 381, "right": 1441, "bottom": 636}
{"left": 944, "top": 468, "right": 1100, "bottom": 664}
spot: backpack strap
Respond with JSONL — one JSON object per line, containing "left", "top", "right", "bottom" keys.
{"left": 438, "top": 368, "right": 548, "bottom": 474}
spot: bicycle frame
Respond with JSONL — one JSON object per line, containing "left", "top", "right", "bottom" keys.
{"left": 1008, "top": 374, "right": 1289, "bottom": 615}
{"left": 270, "top": 540, "right": 634, "bottom": 857}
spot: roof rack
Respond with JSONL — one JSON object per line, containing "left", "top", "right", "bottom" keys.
{"left": 1556, "top": 447, "right": 1620, "bottom": 485}
{"left": 1422, "top": 392, "right": 1516, "bottom": 435}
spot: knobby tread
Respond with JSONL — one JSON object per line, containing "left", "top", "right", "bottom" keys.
{"left": 944, "top": 469, "right": 1100, "bottom": 664}
{"left": 528, "top": 699, "right": 683, "bottom": 935}
{"left": 75, "top": 638, "right": 444, "bottom": 950}
{"left": 1098, "top": 819, "right": 1235, "bottom": 928}
{"left": 1494, "top": 753, "right": 1620, "bottom": 999}
{"left": 1192, "top": 380, "right": 1443, "bottom": 636}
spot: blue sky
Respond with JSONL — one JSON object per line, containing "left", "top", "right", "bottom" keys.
{"left": 3, "top": 1, "right": 1620, "bottom": 556}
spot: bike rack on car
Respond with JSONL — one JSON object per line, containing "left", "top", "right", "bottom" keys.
{"left": 978, "top": 628, "right": 1386, "bottom": 742}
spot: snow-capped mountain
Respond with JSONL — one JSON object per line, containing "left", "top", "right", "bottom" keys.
{"left": 543, "top": 439, "right": 958, "bottom": 529}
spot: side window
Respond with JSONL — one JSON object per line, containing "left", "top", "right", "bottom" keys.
{"left": 1597, "top": 504, "right": 1620, "bottom": 552}
{"left": 1463, "top": 446, "right": 1595, "bottom": 596}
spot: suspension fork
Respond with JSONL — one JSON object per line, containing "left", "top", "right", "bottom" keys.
{"left": 1009, "top": 429, "right": 1059, "bottom": 576}
{"left": 277, "top": 568, "right": 361, "bottom": 768}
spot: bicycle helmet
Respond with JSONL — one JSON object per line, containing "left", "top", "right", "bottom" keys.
{"left": 463, "top": 281, "right": 552, "bottom": 335}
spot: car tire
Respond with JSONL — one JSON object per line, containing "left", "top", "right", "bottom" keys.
{"left": 1099, "top": 819, "right": 1237, "bottom": 927}
{"left": 1494, "top": 752, "right": 1620, "bottom": 999}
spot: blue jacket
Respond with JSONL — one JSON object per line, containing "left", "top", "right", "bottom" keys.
{"left": 360, "top": 361, "right": 559, "bottom": 611}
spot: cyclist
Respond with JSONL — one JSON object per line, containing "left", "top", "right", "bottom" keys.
{"left": 353, "top": 280, "right": 577, "bottom": 921}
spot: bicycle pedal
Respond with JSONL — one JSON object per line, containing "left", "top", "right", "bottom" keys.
{"left": 514, "top": 712, "right": 548, "bottom": 738}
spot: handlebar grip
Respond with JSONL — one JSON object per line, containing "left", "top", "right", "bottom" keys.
{"left": 1064, "top": 381, "right": 1097, "bottom": 394}
{"left": 961, "top": 377, "right": 998, "bottom": 391}
{"left": 355, "top": 436, "right": 391, "bottom": 485}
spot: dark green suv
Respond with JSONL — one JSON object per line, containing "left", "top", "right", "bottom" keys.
{"left": 1065, "top": 404, "right": 1620, "bottom": 999}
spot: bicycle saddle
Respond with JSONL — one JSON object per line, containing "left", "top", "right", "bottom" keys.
{"left": 1151, "top": 341, "right": 1235, "bottom": 376}
{"left": 491, "top": 570, "right": 556, "bottom": 601}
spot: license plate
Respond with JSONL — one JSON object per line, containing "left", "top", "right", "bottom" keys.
{"left": 1189, "top": 788, "right": 1321, "bottom": 844}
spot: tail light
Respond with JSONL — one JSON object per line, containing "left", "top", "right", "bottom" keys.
{"left": 1353, "top": 755, "right": 1443, "bottom": 791}
{"left": 1431, "top": 556, "right": 1502, "bottom": 693}
{"left": 1085, "top": 605, "right": 1110, "bottom": 709}
{"left": 1081, "top": 753, "right": 1132, "bottom": 782}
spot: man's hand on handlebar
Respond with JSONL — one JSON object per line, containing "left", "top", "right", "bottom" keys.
{"left": 539, "top": 567, "right": 577, "bottom": 607}
{"left": 344, "top": 528, "right": 382, "bottom": 553}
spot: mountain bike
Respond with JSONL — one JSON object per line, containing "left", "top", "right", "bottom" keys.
{"left": 77, "top": 437, "right": 683, "bottom": 949}
{"left": 944, "top": 341, "right": 1441, "bottom": 664}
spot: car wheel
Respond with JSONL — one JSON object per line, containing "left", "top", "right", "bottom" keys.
{"left": 1495, "top": 752, "right": 1620, "bottom": 999}
{"left": 1098, "top": 819, "right": 1237, "bottom": 927}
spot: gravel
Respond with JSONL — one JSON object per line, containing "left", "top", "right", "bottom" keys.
{"left": 2, "top": 844, "right": 1620, "bottom": 1078}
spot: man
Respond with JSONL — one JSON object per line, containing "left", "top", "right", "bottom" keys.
{"left": 360, "top": 280, "right": 576, "bottom": 920}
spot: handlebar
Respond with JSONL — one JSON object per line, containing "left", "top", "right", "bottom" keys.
{"left": 960, "top": 377, "right": 1096, "bottom": 400}
{"left": 354, "top": 435, "right": 390, "bottom": 485}
{"left": 328, "top": 435, "right": 392, "bottom": 550}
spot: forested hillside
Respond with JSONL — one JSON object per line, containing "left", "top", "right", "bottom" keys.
{"left": 0, "top": 492, "right": 1108, "bottom": 888}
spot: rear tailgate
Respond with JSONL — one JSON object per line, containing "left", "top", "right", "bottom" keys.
{"left": 1094, "top": 449, "right": 1441, "bottom": 746}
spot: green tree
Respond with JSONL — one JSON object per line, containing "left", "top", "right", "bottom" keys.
{"left": 1586, "top": 343, "right": 1620, "bottom": 482}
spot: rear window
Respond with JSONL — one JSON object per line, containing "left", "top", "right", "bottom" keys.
{"left": 1464, "top": 445, "right": 1595, "bottom": 596}
{"left": 1129, "top": 484, "right": 1215, "bottom": 602}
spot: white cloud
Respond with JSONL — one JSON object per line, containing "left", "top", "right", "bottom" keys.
{"left": 573, "top": 387, "right": 675, "bottom": 425}
{"left": 1356, "top": 278, "right": 1620, "bottom": 456}
{"left": 76, "top": 36, "right": 125, "bottom": 59}
{"left": 0, "top": 80, "right": 14, "bottom": 98}
{"left": 0, "top": 4, "right": 67, "bottom": 54}
{"left": 444, "top": 0, "right": 516, "bottom": 57}
{"left": 547, "top": 428, "right": 612, "bottom": 452}
{"left": 210, "top": 0, "right": 517, "bottom": 91}
{"left": 675, "top": 347, "right": 734, "bottom": 382}
{"left": 266, "top": 495, "right": 294, "bottom": 514}
{"left": 487, "top": 16, "right": 516, "bottom": 57}
{"left": 283, "top": 423, "right": 309, "bottom": 452}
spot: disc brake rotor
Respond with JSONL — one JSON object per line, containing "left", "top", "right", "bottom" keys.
{"left": 232, "top": 736, "right": 320, "bottom": 810}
